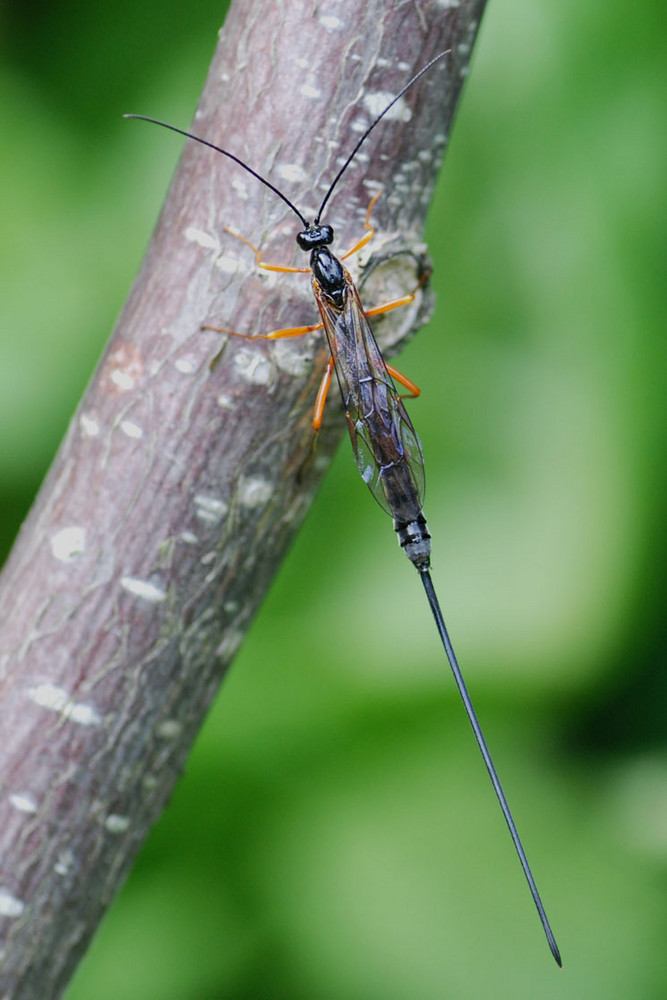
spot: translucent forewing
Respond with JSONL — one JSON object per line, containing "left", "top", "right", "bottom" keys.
{"left": 313, "top": 271, "right": 426, "bottom": 524}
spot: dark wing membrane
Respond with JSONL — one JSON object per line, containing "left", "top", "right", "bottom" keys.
{"left": 314, "top": 273, "right": 426, "bottom": 524}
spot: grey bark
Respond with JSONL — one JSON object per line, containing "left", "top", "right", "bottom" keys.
{"left": 0, "top": 1, "right": 487, "bottom": 995}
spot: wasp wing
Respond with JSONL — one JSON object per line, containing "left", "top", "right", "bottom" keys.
{"left": 313, "top": 272, "right": 426, "bottom": 524}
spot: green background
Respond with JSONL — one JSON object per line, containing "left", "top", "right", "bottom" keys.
{"left": 1, "top": 0, "right": 665, "bottom": 997}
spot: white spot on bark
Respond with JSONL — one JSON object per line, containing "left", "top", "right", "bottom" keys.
{"left": 180, "top": 530, "right": 199, "bottom": 545}
{"left": 71, "top": 703, "right": 102, "bottom": 726}
{"left": 335, "top": 154, "right": 360, "bottom": 171}
{"left": 184, "top": 226, "right": 219, "bottom": 251}
{"left": 239, "top": 477, "right": 273, "bottom": 507}
{"left": 51, "top": 526, "right": 86, "bottom": 563}
{"left": 194, "top": 494, "right": 228, "bottom": 523}
{"left": 0, "top": 890, "right": 24, "bottom": 918}
{"left": 120, "top": 420, "right": 143, "bottom": 439}
{"left": 105, "top": 814, "right": 130, "bottom": 834}
{"left": 362, "top": 178, "right": 382, "bottom": 194}
{"left": 300, "top": 83, "right": 321, "bottom": 99}
{"left": 215, "top": 254, "right": 240, "bottom": 274}
{"left": 232, "top": 177, "right": 249, "bottom": 199}
{"left": 175, "top": 357, "right": 196, "bottom": 374}
{"left": 233, "top": 349, "right": 273, "bottom": 385}
{"left": 319, "top": 14, "right": 343, "bottom": 29}
{"left": 110, "top": 369, "right": 136, "bottom": 391}
{"left": 363, "top": 92, "right": 411, "bottom": 123}
{"left": 273, "top": 341, "right": 313, "bottom": 377}
{"left": 28, "top": 683, "right": 68, "bottom": 712}
{"left": 79, "top": 413, "right": 99, "bottom": 437}
{"left": 276, "top": 163, "right": 307, "bottom": 184}
{"left": 27, "top": 683, "right": 102, "bottom": 726}
{"left": 54, "top": 849, "right": 74, "bottom": 876}
{"left": 9, "top": 793, "right": 38, "bottom": 814}
{"left": 157, "top": 719, "right": 183, "bottom": 739}
{"left": 120, "top": 577, "right": 167, "bottom": 602}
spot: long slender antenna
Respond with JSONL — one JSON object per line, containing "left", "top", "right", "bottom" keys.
{"left": 314, "top": 50, "right": 449, "bottom": 223}
{"left": 123, "top": 114, "right": 309, "bottom": 228}
{"left": 127, "top": 52, "right": 448, "bottom": 232}
{"left": 420, "top": 569, "right": 562, "bottom": 967}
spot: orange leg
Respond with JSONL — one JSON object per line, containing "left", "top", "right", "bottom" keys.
{"left": 312, "top": 358, "right": 334, "bottom": 432}
{"left": 205, "top": 227, "right": 315, "bottom": 339}
{"left": 202, "top": 320, "right": 323, "bottom": 340}
{"left": 364, "top": 266, "right": 431, "bottom": 319}
{"left": 341, "top": 191, "right": 382, "bottom": 260}
{"left": 386, "top": 363, "right": 421, "bottom": 398}
{"left": 224, "top": 227, "right": 309, "bottom": 274}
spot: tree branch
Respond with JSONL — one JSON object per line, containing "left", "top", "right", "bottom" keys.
{"left": 0, "top": 1, "right": 487, "bottom": 995}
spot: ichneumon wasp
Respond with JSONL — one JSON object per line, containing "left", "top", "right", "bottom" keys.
{"left": 126, "top": 50, "right": 562, "bottom": 966}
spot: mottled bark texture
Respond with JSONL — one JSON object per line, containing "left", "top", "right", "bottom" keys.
{"left": 0, "top": 1, "right": 487, "bottom": 995}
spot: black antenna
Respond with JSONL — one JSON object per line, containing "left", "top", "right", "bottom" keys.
{"left": 314, "top": 50, "right": 449, "bottom": 223}
{"left": 126, "top": 51, "right": 448, "bottom": 231}
{"left": 123, "top": 114, "right": 309, "bottom": 228}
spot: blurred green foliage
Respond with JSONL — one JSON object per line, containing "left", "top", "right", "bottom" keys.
{"left": 1, "top": 0, "right": 665, "bottom": 997}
